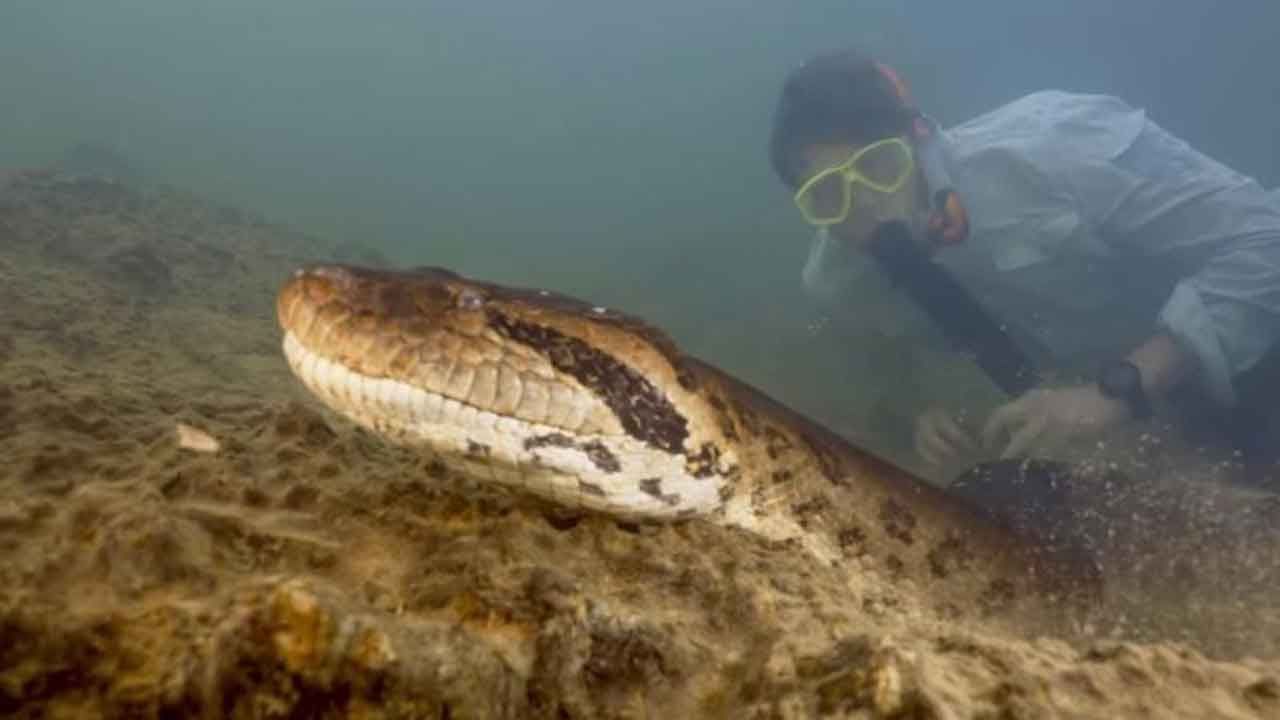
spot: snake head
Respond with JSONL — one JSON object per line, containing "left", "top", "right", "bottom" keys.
{"left": 277, "top": 264, "right": 738, "bottom": 518}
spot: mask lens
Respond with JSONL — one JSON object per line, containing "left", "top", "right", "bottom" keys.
{"left": 796, "top": 170, "right": 848, "bottom": 223}
{"left": 853, "top": 139, "right": 912, "bottom": 191}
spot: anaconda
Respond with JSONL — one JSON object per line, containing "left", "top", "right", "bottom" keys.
{"left": 276, "top": 264, "right": 1098, "bottom": 620}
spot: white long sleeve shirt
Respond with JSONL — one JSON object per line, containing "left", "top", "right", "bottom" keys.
{"left": 803, "top": 91, "right": 1280, "bottom": 407}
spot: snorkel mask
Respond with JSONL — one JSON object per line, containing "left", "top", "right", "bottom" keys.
{"left": 792, "top": 136, "right": 915, "bottom": 227}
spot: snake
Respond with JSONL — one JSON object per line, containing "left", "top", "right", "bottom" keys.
{"left": 276, "top": 264, "right": 1099, "bottom": 619}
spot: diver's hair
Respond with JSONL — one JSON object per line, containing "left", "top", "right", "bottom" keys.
{"left": 769, "top": 49, "right": 914, "bottom": 188}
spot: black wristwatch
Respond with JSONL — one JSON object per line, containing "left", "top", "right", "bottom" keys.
{"left": 1097, "top": 360, "right": 1152, "bottom": 420}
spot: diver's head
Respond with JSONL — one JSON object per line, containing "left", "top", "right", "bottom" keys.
{"left": 769, "top": 49, "right": 932, "bottom": 252}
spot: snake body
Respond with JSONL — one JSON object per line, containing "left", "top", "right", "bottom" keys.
{"left": 277, "top": 264, "right": 1097, "bottom": 618}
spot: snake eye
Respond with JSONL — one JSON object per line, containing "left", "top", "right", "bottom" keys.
{"left": 456, "top": 288, "right": 485, "bottom": 310}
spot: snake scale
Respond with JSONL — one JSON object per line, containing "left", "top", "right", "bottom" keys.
{"left": 277, "top": 264, "right": 1098, "bottom": 620}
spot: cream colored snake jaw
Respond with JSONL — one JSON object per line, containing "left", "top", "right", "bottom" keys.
{"left": 278, "top": 264, "right": 1100, "bottom": 619}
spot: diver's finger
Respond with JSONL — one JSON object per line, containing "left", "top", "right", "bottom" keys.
{"left": 1001, "top": 413, "right": 1048, "bottom": 459}
{"left": 915, "top": 423, "right": 947, "bottom": 466}
{"left": 936, "top": 414, "right": 977, "bottom": 452}
{"left": 981, "top": 400, "right": 1025, "bottom": 449}
{"left": 916, "top": 416, "right": 956, "bottom": 466}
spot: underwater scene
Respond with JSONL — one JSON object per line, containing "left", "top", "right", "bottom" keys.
{"left": 2, "top": 2, "right": 1280, "bottom": 717}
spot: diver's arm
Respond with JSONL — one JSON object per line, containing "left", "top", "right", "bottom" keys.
{"left": 1080, "top": 124, "right": 1280, "bottom": 407}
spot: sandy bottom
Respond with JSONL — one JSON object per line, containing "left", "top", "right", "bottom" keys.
{"left": 1, "top": 170, "right": 1278, "bottom": 719}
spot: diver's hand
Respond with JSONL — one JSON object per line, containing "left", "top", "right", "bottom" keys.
{"left": 981, "top": 385, "right": 1130, "bottom": 459}
{"left": 914, "top": 407, "right": 979, "bottom": 468}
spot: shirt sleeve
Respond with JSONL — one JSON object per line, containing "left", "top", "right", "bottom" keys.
{"left": 1067, "top": 120, "right": 1280, "bottom": 406}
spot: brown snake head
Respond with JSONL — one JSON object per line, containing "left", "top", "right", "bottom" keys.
{"left": 277, "top": 264, "right": 739, "bottom": 518}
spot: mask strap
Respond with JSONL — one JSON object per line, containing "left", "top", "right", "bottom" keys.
{"left": 914, "top": 116, "right": 969, "bottom": 245}
{"left": 875, "top": 63, "right": 970, "bottom": 246}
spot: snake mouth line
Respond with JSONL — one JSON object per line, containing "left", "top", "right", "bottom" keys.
{"left": 281, "top": 330, "right": 724, "bottom": 517}
{"left": 283, "top": 330, "right": 535, "bottom": 440}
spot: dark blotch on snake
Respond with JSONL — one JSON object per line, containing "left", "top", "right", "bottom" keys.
{"left": 978, "top": 579, "right": 1017, "bottom": 614}
{"left": 880, "top": 498, "right": 917, "bottom": 546}
{"left": 790, "top": 495, "right": 830, "bottom": 530}
{"left": 488, "top": 312, "right": 689, "bottom": 454}
{"left": 639, "top": 477, "right": 680, "bottom": 507}
{"left": 581, "top": 440, "right": 621, "bottom": 473}
{"left": 927, "top": 535, "right": 973, "bottom": 579}
{"left": 524, "top": 433, "right": 575, "bottom": 450}
{"left": 579, "top": 480, "right": 607, "bottom": 497}
{"left": 685, "top": 442, "right": 723, "bottom": 479}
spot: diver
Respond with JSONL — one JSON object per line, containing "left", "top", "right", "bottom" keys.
{"left": 767, "top": 49, "right": 1280, "bottom": 486}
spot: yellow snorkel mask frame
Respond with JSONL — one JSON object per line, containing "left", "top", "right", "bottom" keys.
{"left": 792, "top": 136, "right": 915, "bottom": 226}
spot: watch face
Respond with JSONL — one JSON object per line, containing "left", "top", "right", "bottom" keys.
{"left": 1100, "top": 361, "right": 1141, "bottom": 398}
